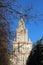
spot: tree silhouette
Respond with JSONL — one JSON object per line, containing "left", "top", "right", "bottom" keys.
{"left": 26, "top": 37, "right": 43, "bottom": 65}
{"left": 0, "top": 0, "right": 15, "bottom": 65}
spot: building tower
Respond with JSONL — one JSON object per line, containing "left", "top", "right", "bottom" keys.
{"left": 10, "top": 10, "right": 32, "bottom": 65}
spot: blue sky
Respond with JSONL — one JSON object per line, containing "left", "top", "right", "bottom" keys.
{"left": 5, "top": 0, "right": 43, "bottom": 44}
{"left": 12, "top": 0, "right": 43, "bottom": 43}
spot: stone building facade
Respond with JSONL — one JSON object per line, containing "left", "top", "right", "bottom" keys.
{"left": 10, "top": 15, "right": 32, "bottom": 65}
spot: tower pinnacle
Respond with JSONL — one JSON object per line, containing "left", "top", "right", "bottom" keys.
{"left": 20, "top": 5, "right": 22, "bottom": 18}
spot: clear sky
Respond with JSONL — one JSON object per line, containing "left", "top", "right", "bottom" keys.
{"left": 4, "top": 0, "right": 43, "bottom": 44}
{"left": 12, "top": 0, "right": 43, "bottom": 44}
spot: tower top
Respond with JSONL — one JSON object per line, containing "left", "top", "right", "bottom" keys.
{"left": 20, "top": 5, "right": 22, "bottom": 18}
{"left": 18, "top": 6, "right": 25, "bottom": 29}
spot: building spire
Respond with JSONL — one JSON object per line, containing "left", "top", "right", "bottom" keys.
{"left": 20, "top": 5, "right": 22, "bottom": 18}
{"left": 18, "top": 5, "right": 25, "bottom": 29}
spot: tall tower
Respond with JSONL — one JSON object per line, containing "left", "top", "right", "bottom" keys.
{"left": 10, "top": 10, "right": 32, "bottom": 65}
{"left": 16, "top": 17, "right": 28, "bottom": 42}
